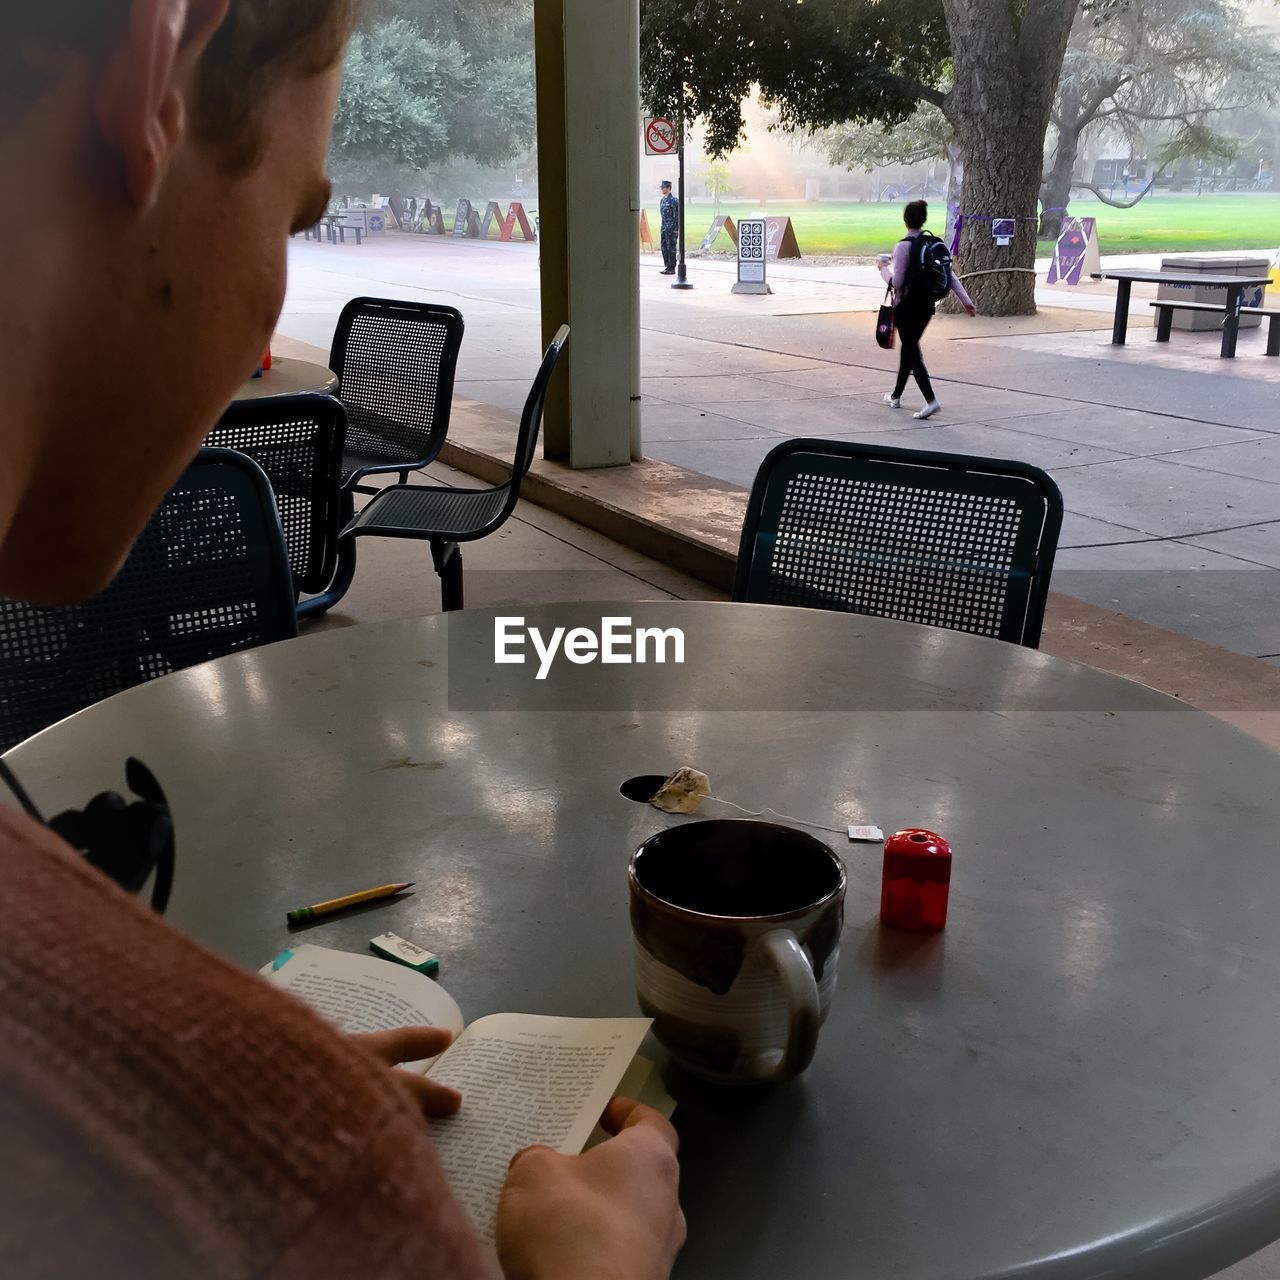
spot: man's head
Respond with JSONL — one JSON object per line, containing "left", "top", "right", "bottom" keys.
{"left": 661, "top": 181, "right": 672, "bottom": 194}
{"left": 904, "top": 200, "right": 928, "bottom": 231}
{"left": 0, "top": 0, "right": 357, "bottom": 602}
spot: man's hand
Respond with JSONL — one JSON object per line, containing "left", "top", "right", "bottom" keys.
{"left": 352, "top": 1027, "right": 462, "bottom": 1119}
{"left": 495, "top": 1098, "right": 686, "bottom": 1280}
{"left": 965, "top": 303, "right": 977, "bottom": 316}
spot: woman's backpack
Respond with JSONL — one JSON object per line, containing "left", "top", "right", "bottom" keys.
{"left": 903, "top": 232, "right": 953, "bottom": 302}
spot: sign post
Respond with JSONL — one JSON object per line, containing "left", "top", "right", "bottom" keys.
{"left": 643, "top": 113, "right": 690, "bottom": 290}
{"left": 732, "top": 217, "right": 771, "bottom": 295}
{"left": 673, "top": 116, "right": 692, "bottom": 290}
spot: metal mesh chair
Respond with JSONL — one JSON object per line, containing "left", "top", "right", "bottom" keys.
{"left": 339, "top": 325, "right": 569, "bottom": 612}
{"left": 329, "top": 297, "right": 464, "bottom": 491}
{"left": 205, "top": 393, "right": 347, "bottom": 600}
{"left": 734, "top": 438, "right": 1063, "bottom": 648}
{"left": 0, "top": 449, "right": 297, "bottom": 752}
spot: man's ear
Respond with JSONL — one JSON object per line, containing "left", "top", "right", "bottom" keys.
{"left": 93, "top": 0, "right": 230, "bottom": 212}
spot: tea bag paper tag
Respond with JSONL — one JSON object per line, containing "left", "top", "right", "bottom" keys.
{"left": 649, "top": 767, "right": 712, "bottom": 815}
{"left": 848, "top": 824, "right": 885, "bottom": 843}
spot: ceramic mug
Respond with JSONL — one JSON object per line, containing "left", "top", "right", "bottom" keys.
{"left": 629, "top": 819, "right": 846, "bottom": 1084}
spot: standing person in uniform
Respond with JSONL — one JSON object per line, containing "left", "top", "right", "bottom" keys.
{"left": 879, "top": 200, "right": 976, "bottom": 420}
{"left": 659, "top": 179, "right": 678, "bottom": 275}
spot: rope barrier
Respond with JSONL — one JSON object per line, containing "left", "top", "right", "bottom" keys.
{"left": 954, "top": 267, "right": 1041, "bottom": 278}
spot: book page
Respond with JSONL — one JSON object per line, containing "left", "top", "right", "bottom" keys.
{"left": 261, "top": 945, "right": 465, "bottom": 1044}
{"left": 426, "top": 1014, "right": 650, "bottom": 1242}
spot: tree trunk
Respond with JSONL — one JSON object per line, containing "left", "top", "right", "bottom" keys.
{"left": 1039, "top": 80, "right": 1085, "bottom": 241}
{"left": 1038, "top": 122, "right": 1081, "bottom": 242}
{"left": 942, "top": 0, "right": 1078, "bottom": 316}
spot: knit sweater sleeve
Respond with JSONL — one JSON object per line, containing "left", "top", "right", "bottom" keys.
{"left": 0, "top": 805, "right": 490, "bottom": 1280}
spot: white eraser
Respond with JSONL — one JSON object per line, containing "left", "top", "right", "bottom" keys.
{"left": 848, "top": 825, "right": 885, "bottom": 843}
{"left": 370, "top": 932, "right": 439, "bottom": 974}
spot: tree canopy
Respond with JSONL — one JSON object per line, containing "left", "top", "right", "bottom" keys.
{"left": 641, "top": 0, "right": 950, "bottom": 157}
{"left": 329, "top": 0, "right": 534, "bottom": 195}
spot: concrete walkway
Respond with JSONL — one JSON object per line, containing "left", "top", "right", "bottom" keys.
{"left": 278, "top": 234, "right": 1279, "bottom": 668}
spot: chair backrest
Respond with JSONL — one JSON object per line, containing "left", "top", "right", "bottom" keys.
{"left": 734, "top": 438, "right": 1063, "bottom": 648}
{"left": 0, "top": 449, "right": 297, "bottom": 752}
{"left": 514, "top": 325, "right": 571, "bottom": 478}
{"left": 329, "top": 297, "right": 464, "bottom": 475}
{"left": 205, "top": 393, "right": 346, "bottom": 595}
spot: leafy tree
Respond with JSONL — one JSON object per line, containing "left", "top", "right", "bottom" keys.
{"left": 702, "top": 158, "right": 737, "bottom": 213}
{"left": 642, "top": 0, "right": 1081, "bottom": 314}
{"left": 329, "top": 2, "right": 534, "bottom": 198}
{"left": 1040, "top": 0, "right": 1280, "bottom": 236}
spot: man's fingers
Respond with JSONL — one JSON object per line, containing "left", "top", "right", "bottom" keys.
{"left": 600, "top": 1097, "right": 680, "bottom": 1153}
{"left": 398, "top": 1072, "right": 463, "bottom": 1118}
{"left": 508, "top": 1143, "right": 559, "bottom": 1173}
{"left": 354, "top": 1025, "right": 453, "bottom": 1065}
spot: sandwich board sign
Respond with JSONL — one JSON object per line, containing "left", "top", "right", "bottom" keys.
{"left": 1045, "top": 217, "right": 1101, "bottom": 286}
{"left": 763, "top": 216, "right": 802, "bottom": 260}
{"left": 644, "top": 117, "right": 678, "bottom": 157}
{"left": 695, "top": 215, "right": 736, "bottom": 256}
{"left": 478, "top": 201, "right": 504, "bottom": 239}
{"left": 453, "top": 199, "right": 482, "bottom": 238}
{"left": 732, "top": 217, "right": 771, "bottom": 295}
{"left": 501, "top": 202, "right": 536, "bottom": 242}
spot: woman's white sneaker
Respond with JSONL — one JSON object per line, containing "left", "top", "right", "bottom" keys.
{"left": 913, "top": 400, "right": 941, "bottom": 420}
{"left": 883, "top": 393, "right": 901, "bottom": 407}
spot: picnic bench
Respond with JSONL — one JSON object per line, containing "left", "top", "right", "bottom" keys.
{"left": 1092, "top": 268, "right": 1272, "bottom": 358}
{"left": 298, "top": 216, "right": 364, "bottom": 246}
{"left": 1150, "top": 299, "right": 1280, "bottom": 356}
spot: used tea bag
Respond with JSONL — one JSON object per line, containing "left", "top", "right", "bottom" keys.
{"left": 649, "top": 767, "right": 712, "bottom": 815}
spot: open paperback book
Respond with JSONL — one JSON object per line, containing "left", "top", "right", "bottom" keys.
{"left": 263, "top": 944, "right": 672, "bottom": 1244}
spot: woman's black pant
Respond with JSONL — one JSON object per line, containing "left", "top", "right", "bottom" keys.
{"left": 893, "top": 303, "right": 936, "bottom": 401}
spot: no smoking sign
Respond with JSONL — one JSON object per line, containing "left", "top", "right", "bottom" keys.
{"left": 644, "top": 116, "right": 677, "bottom": 156}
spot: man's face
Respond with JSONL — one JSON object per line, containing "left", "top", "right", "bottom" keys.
{"left": 130, "top": 65, "right": 344, "bottom": 527}
{"left": 20, "top": 61, "right": 344, "bottom": 601}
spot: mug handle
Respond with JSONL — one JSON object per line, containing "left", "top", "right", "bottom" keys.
{"left": 754, "top": 929, "right": 821, "bottom": 1083}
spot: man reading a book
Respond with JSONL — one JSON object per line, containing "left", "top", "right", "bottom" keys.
{"left": 0, "top": 3, "right": 685, "bottom": 1277}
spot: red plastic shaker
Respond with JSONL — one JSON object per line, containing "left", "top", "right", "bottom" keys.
{"left": 880, "top": 828, "right": 951, "bottom": 931}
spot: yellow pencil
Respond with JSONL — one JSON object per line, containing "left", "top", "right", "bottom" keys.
{"left": 287, "top": 882, "right": 414, "bottom": 926}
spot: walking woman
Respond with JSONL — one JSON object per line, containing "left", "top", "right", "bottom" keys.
{"left": 879, "top": 200, "right": 976, "bottom": 419}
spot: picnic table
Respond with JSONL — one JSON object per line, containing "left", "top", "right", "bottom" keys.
{"left": 1092, "top": 268, "right": 1272, "bottom": 357}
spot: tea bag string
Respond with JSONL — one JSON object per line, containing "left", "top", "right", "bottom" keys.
{"left": 698, "top": 793, "right": 849, "bottom": 838}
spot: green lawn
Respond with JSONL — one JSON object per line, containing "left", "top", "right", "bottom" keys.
{"left": 654, "top": 195, "right": 1280, "bottom": 257}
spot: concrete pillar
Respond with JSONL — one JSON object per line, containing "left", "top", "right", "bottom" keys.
{"left": 534, "top": 0, "right": 642, "bottom": 467}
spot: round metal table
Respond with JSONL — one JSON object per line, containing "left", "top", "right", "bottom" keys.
{"left": 10, "top": 602, "right": 1280, "bottom": 1280}
{"left": 234, "top": 356, "right": 337, "bottom": 401}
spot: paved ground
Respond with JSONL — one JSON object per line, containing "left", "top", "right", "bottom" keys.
{"left": 277, "top": 234, "right": 1279, "bottom": 664}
